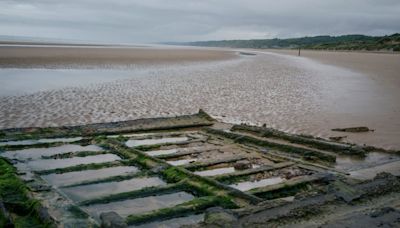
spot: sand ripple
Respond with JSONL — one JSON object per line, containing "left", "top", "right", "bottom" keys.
{"left": 1, "top": 52, "right": 399, "bottom": 150}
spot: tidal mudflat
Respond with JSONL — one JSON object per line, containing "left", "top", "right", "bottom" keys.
{"left": 0, "top": 45, "right": 399, "bottom": 151}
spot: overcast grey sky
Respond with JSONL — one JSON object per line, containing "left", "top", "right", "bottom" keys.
{"left": 1, "top": 0, "right": 399, "bottom": 43}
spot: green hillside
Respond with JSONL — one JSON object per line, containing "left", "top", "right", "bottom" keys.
{"left": 184, "top": 33, "right": 400, "bottom": 51}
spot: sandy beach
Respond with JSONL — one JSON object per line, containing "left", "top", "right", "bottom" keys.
{"left": 0, "top": 45, "right": 399, "bottom": 150}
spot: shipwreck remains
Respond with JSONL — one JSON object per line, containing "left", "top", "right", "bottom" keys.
{"left": 0, "top": 110, "right": 399, "bottom": 227}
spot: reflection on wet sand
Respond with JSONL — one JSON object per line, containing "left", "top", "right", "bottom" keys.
{"left": 1, "top": 46, "right": 399, "bottom": 151}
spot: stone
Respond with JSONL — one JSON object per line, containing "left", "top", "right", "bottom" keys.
{"left": 36, "top": 206, "right": 55, "bottom": 225}
{"left": 234, "top": 160, "right": 252, "bottom": 170}
{"left": 328, "top": 136, "right": 347, "bottom": 141}
{"left": 204, "top": 207, "right": 238, "bottom": 228}
{"left": 330, "top": 180, "right": 362, "bottom": 203}
{"left": 100, "top": 212, "right": 127, "bottom": 228}
{"left": 0, "top": 200, "right": 13, "bottom": 227}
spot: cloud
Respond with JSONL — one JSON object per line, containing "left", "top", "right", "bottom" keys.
{"left": 0, "top": 0, "right": 399, "bottom": 43}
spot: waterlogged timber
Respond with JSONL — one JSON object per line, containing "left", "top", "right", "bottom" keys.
{"left": 84, "top": 192, "right": 195, "bottom": 220}
{"left": 63, "top": 177, "right": 166, "bottom": 202}
{"left": 0, "top": 111, "right": 399, "bottom": 227}
{"left": 42, "top": 166, "right": 139, "bottom": 187}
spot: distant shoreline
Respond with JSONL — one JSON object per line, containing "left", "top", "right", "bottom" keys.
{"left": 181, "top": 33, "right": 400, "bottom": 53}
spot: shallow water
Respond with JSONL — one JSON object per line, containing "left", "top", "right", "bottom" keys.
{"left": 83, "top": 192, "right": 194, "bottom": 220}
{"left": 146, "top": 148, "right": 179, "bottom": 157}
{"left": 125, "top": 137, "right": 189, "bottom": 147}
{"left": 0, "top": 68, "right": 135, "bottom": 96}
{"left": 0, "top": 137, "right": 82, "bottom": 146}
{"left": 18, "top": 153, "right": 120, "bottom": 171}
{"left": 349, "top": 160, "right": 400, "bottom": 180}
{"left": 166, "top": 158, "right": 197, "bottom": 166}
{"left": 131, "top": 213, "right": 204, "bottom": 228}
{"left": 229, "top": 177, "right": 285, "bottom": 191}
{"left": 194, "top": 167, "right": 236, "bottom": 177}
{"left": 335, "top": 152, "right": 400, "bottom": 172}
{"left": 42, "top": 166, "right": 138, "bottom": 187}
{"left": 1, "top": 144, "right": 103, "bottom": 160}
{"left": 62, "top": 176, "right": 166, "bottom": 202}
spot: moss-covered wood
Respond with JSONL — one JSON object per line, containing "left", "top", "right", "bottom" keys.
{"left": 0, "top": 110, "right": 214, "bottom": 142}
{"left": 41, "top": 150, "right": 108, "bottom": 159}
{"left": 205, "top": 128, "right": 336, "bottom": 163}
{"left": 182, "top": 155, "right": 247, "bottom": 171}
{"left": 214, "top": 162, "right": 294, "bottom": 184}
{"left": 125, "top": 196, "right": 235, "bottom": 225}
{"left": 62, "top": 171, "right": 148, "bottom": 188}
{"left": 79, "top": 182, "right": 185, "bottom": 206}
{"left": 232, "top": 124, "right": 366, "bottom": 156}
{"left": 35, "top": 160, "right": 127, "bottom": 175}
{"left": 0, "top": 158, "right": 55, "bottom": 227}
{"left": 249, "top": 174, "right": 325, "bottom": 199}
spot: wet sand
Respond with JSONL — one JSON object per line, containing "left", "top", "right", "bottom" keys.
{"left": 0, "top": 44, "right": 236, "bottom": 68}
{"left": 0, "top": 45, "right": 399, "bottom": 150}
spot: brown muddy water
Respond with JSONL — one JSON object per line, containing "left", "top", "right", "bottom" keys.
{"left": 83, "top": 192, "right": 194, "bottom": 220}
{"left": 0, "top": 46, "right": 399, "bottom": 150}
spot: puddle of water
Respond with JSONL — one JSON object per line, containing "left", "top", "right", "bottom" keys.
{"left": 125, "top": 137, "right": 189, "bottom": 147}
{"left": 349, "top": 160, "right": 400, "bottom": 180}
{"left": 146, "top": 149, "right": 179, "bottom": 157}
{"left": 83, "top": 192, "right": 194, "bottom": 220}
{"left": 194, "top": 167, "right": 236, "bottom": 177}
{"left": 335, "top": 152, "right": 400, "bottom": 172}
{"left": 229, "top": 177, "right": 285, "bottom": 191}
{"left": 1, "top": 144, "right": 103, "bottom": 161}
{"left": 17, "top": 154, "right": 121, "bottom": 171}
{"left": 167, "top": 158, "right": 197, "bottom": 166}
{"left": 131, "top": 213, "right": 204, "bottom": 228}
{"left": 41, "top": 166, "right": 138, "bottom": 187}
{"left": 0, "top": 137, "right": 83, "bottom": 146}
{"left": 0, "top": 68, "right": 135, "bottom": 96}
{"left": 194, "top": 164, "right": 260, "bottom": 177}
{"left": 62, "top": 177, "right": 166, "bottom": 202}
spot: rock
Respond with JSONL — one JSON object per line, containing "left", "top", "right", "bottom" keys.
{"left": 36, "top": 206, "right": 55, "bottom": 225}
{"left": 331, "top": 127, "right": 372, "bottom": 133}
{"left": 150, "top": 165, "right": 167, "bottom": 174}
{"left": 234, "top": 160, "right": 252, "bottom": 170}
{"left": 204, "top": 207, "right": 237, "bottom": 228}
{"left": 29, "top": 183, "right": 52, "bottom": 192}
{"left": 329, "top": 136, "right": 347, "bottom": 141}
{"left": 0, "top": 200, "right": 13, "bottom": 227}
{"left": 330, "top": 180, "right": 362, "bottom": 203}
{"left": 100, "top": 212, "right": 127, "bottom": 228}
